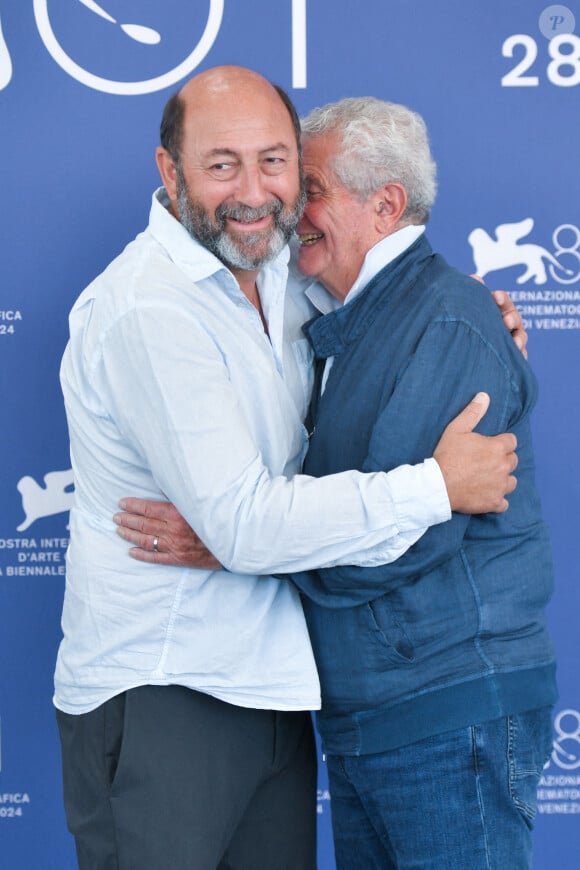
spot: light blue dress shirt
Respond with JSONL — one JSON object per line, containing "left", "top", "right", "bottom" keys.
{"left": 55, "top": 189, "right": 449, "bottom": 715}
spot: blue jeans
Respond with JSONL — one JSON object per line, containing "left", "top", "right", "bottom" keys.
{"left": 326, "top": 708, "right": 553, "bottom": 870}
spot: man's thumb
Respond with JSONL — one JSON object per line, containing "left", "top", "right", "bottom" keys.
{"left": 449, "top": 392, "right": 490, "bottom": 434}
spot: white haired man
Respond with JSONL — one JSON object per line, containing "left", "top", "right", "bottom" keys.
{"left": 287, "top": 97, "right": 556, "bottom": 868}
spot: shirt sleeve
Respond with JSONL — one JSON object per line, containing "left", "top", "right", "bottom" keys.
{"left": 95, "top": 294, "right": 451, "bottom": 575}
{"left": 289, "top": 317, "right": 528, "bottom": 606}
{"left": 314, "top": 457, "right": 449, "bottom": 568}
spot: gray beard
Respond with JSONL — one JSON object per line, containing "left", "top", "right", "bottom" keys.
{"left": 175, "top": 165, "right": 305, "bottom": 271}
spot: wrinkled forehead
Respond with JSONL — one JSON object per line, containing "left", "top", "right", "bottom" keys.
{"left": 301, "top": 132, "right": 343, "bottom": 183}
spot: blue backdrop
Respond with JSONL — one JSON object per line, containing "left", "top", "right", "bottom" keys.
{"left": 1, "top": 2, "right": 578, "bottom": 867}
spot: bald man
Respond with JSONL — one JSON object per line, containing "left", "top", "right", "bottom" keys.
{"left": 56, "top": 67, "right": 521, "bottom": 869}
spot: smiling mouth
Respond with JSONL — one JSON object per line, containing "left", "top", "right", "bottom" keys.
{"left": 298, "top": 232, "right": 324, "bottom": 246}
{"left": 228, "top": 215, "right": 272, "bottom": 231}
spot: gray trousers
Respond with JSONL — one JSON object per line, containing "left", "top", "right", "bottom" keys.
{"left": 56, "top": 685, "right": 317, "bottom": 870}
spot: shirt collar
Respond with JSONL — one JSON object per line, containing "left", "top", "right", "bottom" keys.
{"left": 301, "top": 224, "right": 425, "bottom": 316}
{"left": 345, "top": 224, "right": 425, "bottom": 305}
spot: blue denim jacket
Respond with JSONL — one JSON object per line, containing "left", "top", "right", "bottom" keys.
{"left": 291, "top": 234, "right": 557, "bottom": 755}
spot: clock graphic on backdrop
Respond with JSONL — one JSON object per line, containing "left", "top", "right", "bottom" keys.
{"left": 33, "top": 0, "right": 224, "bottom": 95}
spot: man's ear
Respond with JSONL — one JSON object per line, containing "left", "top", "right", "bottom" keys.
{"left": 373, "top": 182, "right": 407, "bottom": 232}
{"left": 155, "top": 146, "right": 178, "bottom": 203}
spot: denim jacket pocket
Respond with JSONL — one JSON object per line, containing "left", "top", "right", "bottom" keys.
{"left": 367, "top": 596, "right": 415, "bottom": 663}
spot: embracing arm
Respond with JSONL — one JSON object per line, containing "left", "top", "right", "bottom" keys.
{"left": 114, "top": 390, "right": 516, "bottom": 568}
{"left": 112, "top": 291, "right": 523, "bottom": 574}
{"left": 491, "top": 289, "right": 528, "bottom": 359}
{"left": 104, "top": 298, "right": 453, "bottom": 575}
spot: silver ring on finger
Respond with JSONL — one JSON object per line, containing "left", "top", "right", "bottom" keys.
{"left": 153, "top": 535, "right": 159, "bottom": 553}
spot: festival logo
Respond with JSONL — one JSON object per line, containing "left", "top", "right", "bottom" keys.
{"left": 538, "top": 708, "right": 580, "bottom": 816}
{"left": 32, "top": 0, "right": 224, "bottom": 95}
{"left": 468, "top": 219, "right": 578, "bottom": 286}
{"left": 16, "top": 469, "right": 74, "bottom": 532}
{"left": 0, "top": 470, "right": 72, "bottom": 577}
{"left": 0, "top": 12, "right": 12, "bottom": 89}
{"left": 468, "top": 220, "right": 580, "bottom": 331}
{"left": 550, "top": 709, "right": 580, "bottom": 771}
{"left": 1, "top": 2, "right": 309, "bottom": 94}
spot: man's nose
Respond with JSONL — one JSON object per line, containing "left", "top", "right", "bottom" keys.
{"left": 235, "top": 165, "right": 268, "bottom": 206}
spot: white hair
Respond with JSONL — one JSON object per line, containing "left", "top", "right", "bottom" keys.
{"left": 301, "top": 96, "right": 437, "bottom": 223}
